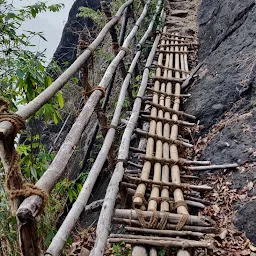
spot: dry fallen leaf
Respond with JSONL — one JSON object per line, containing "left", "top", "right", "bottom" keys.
{"left": 247, "top": 181, "right": 254, "bottom": 191}
{"left": 218, "top": 228, "right": 228, "bottom": 240}
{"left": 213, "top": 204, "right": 220, "bottom": 215}
{"left": 249, "top": 243, "right": 256, "bottom": 252}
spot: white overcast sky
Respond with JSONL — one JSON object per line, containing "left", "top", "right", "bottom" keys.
{"left": 10, "top": 0, "right": 75, "bottom": 59}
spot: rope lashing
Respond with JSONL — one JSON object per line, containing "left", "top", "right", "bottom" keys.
{"left": 0, "top": 98, "right": 48, "bottom": 216}
{"left": 175, "top": 200, "right": 188, "bottom": 210}
{"left": 120, "top": 46, "right": 130, "bottom": 56}
{"left": 100, "top": 124, "right": 118, "bottom": 132}
{"left": 0, "top": 99, "right": 25, "bottom": 137}
{"left": 133, "top": 192, "right": 147, "bottom": 206}
{"left": 176, "top": 214, "right": 189, "bottom": 231}
{"left": 134, "top": 209, "right": 168, "bottom": 230}
{"left": 135, "top": 209, "right": 160, "bottom": 229}
{"left": 83, "top": 86, "right": 106, "bottom": 99}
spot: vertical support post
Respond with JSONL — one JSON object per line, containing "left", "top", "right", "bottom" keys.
{"left": 101, "top": 1, "right": 127, "bottom": 79}
{"left": 0, "top": 115, "right": 40, "bottom": 256}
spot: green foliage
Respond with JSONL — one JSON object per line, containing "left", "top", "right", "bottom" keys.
{"left": 132, "top": 74, "right": 142, "bottom": 97}
{"left": 158, "top": 248, "right": 166, "bottom": 256}
{"left": 0, "top": 1, "right": 67, "bottom": 254}
{"left": 113, "top": 241, "right": 131, "bottom": 256}
{"left": 55, "top": 170, "right": 89, "bottom": 204}
{"left": 77, "top": 7, "right": 106, "bottom": 28}
{"left": 0, "top": 0, "right": 64, "bottom": 115}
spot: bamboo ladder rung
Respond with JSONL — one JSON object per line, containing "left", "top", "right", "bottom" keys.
{"left": 151, "top": 75, "right": 186, "bottom": 83}
{"left": 145, "top": 101, "right": 196, "bottom": 119}
{"left": 140, "top": 155, "right": 211, "bottom": 167}
{"left": 140, "top": 114, "right": 195, "bottom": 126}
{"left": 125, "top": 176, "right": 213, "bottom": 191}
{"left": 134, "top": 128, "right": 193, "bottom": 148}
{"left": 146, "top": 87, "right": 191, "bottom": 98}
{"left": 112, "top": 218, "right": 217, "bottom": 234}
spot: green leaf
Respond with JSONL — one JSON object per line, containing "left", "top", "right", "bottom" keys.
{"left": 67, "top": 237, "right": 72, "bottom": 245}
{"left": 31, "top": 8, "right": 37, "bottom": 18}
{"left": 57, "top": 91, "right": 64, "bottom": 108}
{"left": 16, "top": 69, "right": 24, "bottom": 78}
{"left": 68, "top": 189, "right": 73, "bottom": 202}
{"left": 72, "top": 77, "right": 79, "bottom": 84}
{"left": 44, "top": 76, "right": 52, "bottom": 86}
{"left": 45, "top": 230, "right": 56, "bottom": 246}
{"left": 53, "top": 112, "right": 58, "bottom": 124}
{"left": 77, "top": 184, "right": 83, "bottom": 192}
{"left": 30, "top": 166, "right": 38, "bottom": 180}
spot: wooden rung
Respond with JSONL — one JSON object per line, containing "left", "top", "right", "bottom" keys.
{"left": 153, "top": 64, "right": 190, "bottom": 74}
{"left": 159, "top": 37, "right": 193, "bottom": 43}
{"left": 142, "top": 96, "right": 153, "bottom": 101}
{"left": 157, "top": 49, "right": 193, "bottom": 54}
{"left": 134, "top": 128, "right": 193, "bottom": 148}
{"left": 152, "top": 64, "right": 190, "bottom": 74}
{"left": 140, "top": 155, "right": 210, "bottom": 167}
{"left": 140, "top": 114, "right": 195, "bottom": 127}
{"left": 125, "top": 227, "right": 208, "bottom": 238}
{"left": 120, "top": 182, "right": 137, "bottom": 190}
{"left": 181, "top": 175, "right": 199, "bottom": 179}
{"left": 127, "top": 161, "right": 143, "bottom": 168}
{"left": 159, "top": 43, "right": 198, "bottom": 47}
{"left": 139, "top": 110, "right": 151, "bottom": 115}
{"left": 151, "top": 75, "right": 186, "bottom": 84}
{"left": 145, "top": 101, "right": 196, "bottom": 120}
{"left": 126, "top": 187, "right": 208, "bottom": 207}
{"left": 161, "top": 32, "right": 194, "bottom": 39}
{"left": 113, "top": 218, "right": 217, "bottom": 233}
{"left": 125, "top": 169, "right": 141, "bottom": 174}
{"left": 170, "top": 10, "right": 189, "bottom": 17}
{"left": 129, "top": 147, "right": 146, "bottom": 154}
{"left": 146, "top": 87, "right": 191, "bottom": 98}
{"left": 115, "top": 209, "right": 215, "bottom": 227}
{"left": 108, "top": 234, "right": 212, "bottom": 248}
{"left": 185, "top": 163, "right": 239, "bottom": 171}
{"left": 125, "top": 176, "right": 212, "bottom": 191}
{"left": 108, "top": 237, "right": 212, "bottom": 249}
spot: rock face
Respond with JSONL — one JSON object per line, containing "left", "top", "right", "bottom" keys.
{"left": 53, "top": 0, "right": 102, "bottom": 68}
{"left": 187, "top": 0, "right": 256, "bottom": 243}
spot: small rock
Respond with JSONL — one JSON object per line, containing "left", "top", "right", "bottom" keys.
{"left": 235, "top": 201, "right": 256, "bottom": 244}
{"left": 212, "top": 103, "right": 224, "bottom": 110}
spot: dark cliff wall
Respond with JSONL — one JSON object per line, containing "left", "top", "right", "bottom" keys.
{"left": 53, "top": 0, "right": 105, "bottom": 68}
{"left": 186, "top": 0, "right": 256, "bottom": 243}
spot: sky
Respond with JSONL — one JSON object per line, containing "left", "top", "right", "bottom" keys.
{"left": 10, "top": 0, "right": 75, "bottom": 59}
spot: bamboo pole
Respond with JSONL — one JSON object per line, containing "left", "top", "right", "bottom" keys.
{"left": 185, "top": 163, "right": 239, "bottom": 171}
{"left": 115, "top": 209, "right": 215, "bottom": 228}
{"left": 125, "top": 227, "right": 207, "bottom": 238}
{"left": 152, "top": 75, "right": 185, "bottom": 83}
{"left": 0, "top": 0, "right": 134, "bottom": 137}
{"left": 146, "top": 87, "right": 191, "bottom": 97}
{"left": 168, "top": 34, "right": 190, "bottom": 256}
{"left": 140, "top": 115, "right": 195, "bottom": 126}
{"left": 17, "top": 0, "right": 153, "bottom": 221}
{"left": 113, "top": 218, "right": 216, "bottom": 233}
{"left": 126, "top": 186, "right": 210, "bottom": 209}
{"left": 108, "top": 237, "right": 212, "bottom": 249}
{"left": 44, "top": 3, "right": 164, "bottom": 256}
{"left": 119, "top": 7, "right": 129, "bottom": 46}
{"left": 126, "top": 188, "right": 206, "bottom": 208}
{"left": 133, "top": 128, "right": 193, "bottom": 148}
{"left": 125, "top": 176, "right": 212, "bottom": 191}
{"left": 145, "top": 101, "right": 196, "bottom": 119}
{"left": 90, "top": 9, "right": 164, "bottom": 256}
{"left": 109, "top": 234, "right": 211, "bottom": 244}
{"left": 133, "top": 26, "right": 167, "bottom": 209}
